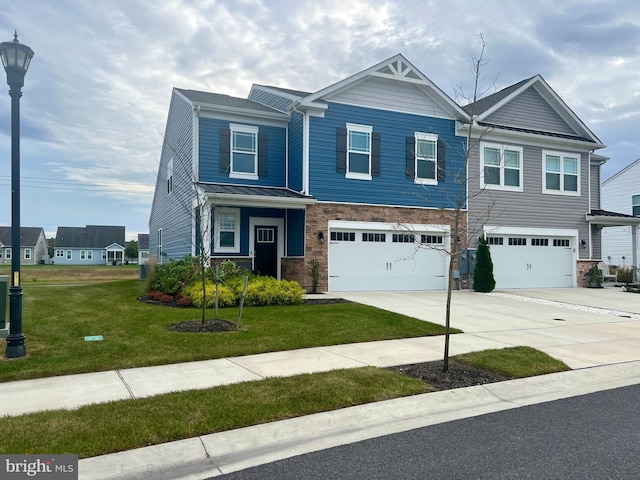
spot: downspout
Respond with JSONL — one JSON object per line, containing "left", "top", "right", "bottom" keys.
{"left": 291, "top": 101, "right": 309, "bottom": 195}
{"left": 587, "top": 150, "right": 592, "bottom": 260}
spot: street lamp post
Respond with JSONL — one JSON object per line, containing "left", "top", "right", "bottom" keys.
{"left": 1, "top": 32, "right": 34, "bottom": 358}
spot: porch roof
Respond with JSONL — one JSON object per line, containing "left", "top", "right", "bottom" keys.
{"left": 198, "top": 183, "right": 316, "bottom": 208}
{"left": 586, "top": 209, "right": 640, "bottom": 226}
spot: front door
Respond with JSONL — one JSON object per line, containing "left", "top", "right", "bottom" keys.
{"left": 254, "top": 226, "right": 278, "bottom": 277}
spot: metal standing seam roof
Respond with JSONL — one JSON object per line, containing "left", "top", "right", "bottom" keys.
{"left": 197, "top": 183, "right": 314, "bottom": 200}
{"left": 0, "top": 227, "right": 44, "bottom": 247}
{"left": 54, "top": 225, "right": 125, "bottom": 249}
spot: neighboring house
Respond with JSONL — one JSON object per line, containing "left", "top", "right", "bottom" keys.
{"left": 460, "top": 76, "right": 635, "bottom": 288}
{"left": 149, "top": 55, "right": 615, "bottom": 291}
{"left": 601, "top": 158, "right": 640, "bottom": 272}
{"left": 0, "top": 226, "right": 47, "bottom": 265}
{"left": 54, "top": 225, "right": 126, "bottom": 265}
{"left": 138, "top": 233, "right": 149, "bottom": 265}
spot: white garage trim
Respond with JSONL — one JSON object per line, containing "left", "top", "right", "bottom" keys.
{"left": 328, "top": 220, "right": 451, "bottom": 292}
{"left": 483, "top": 226, "right": 578, "bottom": 288}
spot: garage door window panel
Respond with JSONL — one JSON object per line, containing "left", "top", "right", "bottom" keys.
{"left": 508, "top": 237, "right": 527, "bottom": 246}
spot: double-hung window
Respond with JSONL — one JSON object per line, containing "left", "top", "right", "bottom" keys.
{"left": 215, "top": 208, "right": 240, "bottom": 253}
{"left": 633, "top": 195, "right": 640, "bottom": 216}
{"left": 230, "top": 124, "right": 258, "bottom": 180}
{"left": 347, "top": 123, "right": 372, "bottom": 180}
{"left": 480, "top": 143, "right": 523, "bottom": 191}
{"left": 414, "top": 132, "right": 438, "bottom": 184}
{"left": 4, "top": 248, "right": 11, "bottom": 260}
{"left": 24, "top": 248, "right": 32, "bottom": 260}
{"left": 543, "top": 151, "right": 579, "bottom": 195}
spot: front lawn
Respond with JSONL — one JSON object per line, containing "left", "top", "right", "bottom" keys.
{"left": 0, "top": 280, "right": 457, "bottom": 382}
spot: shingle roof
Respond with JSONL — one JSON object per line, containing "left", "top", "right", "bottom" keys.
{"left": 462, "top": 78, "right": 532, "bottom": 116}
{"left": 254, "top": 84, "right": 312, "bottom": 98}
{"left": 175, "top": 88, "right": 284, "bottom": 114}
{"left": 55, "top": 225, "right": 125, "bottom": 248}
{"left": 0, "top": 227, "right": 44, "bottom": 247}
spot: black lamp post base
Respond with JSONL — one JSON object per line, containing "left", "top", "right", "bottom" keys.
{"left": 5, "top": 335, "right": 26, "bottom": 358}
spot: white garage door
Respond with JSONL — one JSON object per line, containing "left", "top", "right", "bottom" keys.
{"left": 487, "top": 235, "right": 575, "bottom": 288}
{"left": 328, "top": 224, "right": 448, "bottom": 292}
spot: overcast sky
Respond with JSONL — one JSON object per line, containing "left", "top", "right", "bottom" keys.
{"left": 0, "top": 0, "right": 638, "bottom": 240}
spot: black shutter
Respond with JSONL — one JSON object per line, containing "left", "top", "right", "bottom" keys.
{"left": 336, "top": 128, "right": 347, "bottom": 173}
{"left": 371, "top": 132, "right": 381, "bottom": 176}
{"left": 219, "top": 128, "right": 231, "bottom": 173}
{"left": 406, "top": 136, "right": 415, "bottom": 179}
{"left": 437, "top": 139, "right": 446, "bottom": 182}
{"left": 258, "top": 132, "right": 268, "bottom": 176}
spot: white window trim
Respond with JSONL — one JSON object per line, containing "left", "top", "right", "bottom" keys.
{"left": 214, "top": 207, "right": 241, "bottom": 254}
{"left": 632, "top": 194, "right": 640, "bottom": 216}
{"left": 4, "top": 248, "right": 10, "bottom": 259}
{"left": 87, "top": 250, "right": 93, "bottom": 260}
{"left": 24, "top": 248, "right": 32, "bottom": 260}
{"left": 156, "top": 229, "right": 162, "bottom": 264}
{"left": 55, "top": 249, "right": 64, "bottom": 258}
{"left": 167, "top": 158, "right": 174, "bottom": 194}
{"left": 480, "top": 142, "right": 524, "bottom": 192}
{"left": 542, "top": 150, "right": 580, "bottom": 196}
{"left": 414, "top": 132, "right": 438, "bottom": 185}
{"left": 229, "top": 123, "right": 259, "bottom": 180}
{"left": 346, "top": 123, "right": 372, "bottom": 181}
{"left": 66, "top": 250, "right": 72, "bottom": 260}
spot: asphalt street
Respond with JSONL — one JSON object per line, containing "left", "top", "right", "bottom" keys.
{"left": 212, "top": 384, "right": 640, "bottom": 480}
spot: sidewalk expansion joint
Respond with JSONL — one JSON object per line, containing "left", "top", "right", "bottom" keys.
{"left": 115, "top": 369, "right": 137, "bottom": 400}
{"left": 480, "top": 383, "right": 522, "bottom": 407}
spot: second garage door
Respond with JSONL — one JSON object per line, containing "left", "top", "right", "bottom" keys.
{"left": 487, "top": 234, "right": 575, "bottom": 288}
{"left": 328, "top": 222, "right": 449, "bottom": 292}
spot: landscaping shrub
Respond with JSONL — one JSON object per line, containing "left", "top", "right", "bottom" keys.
{"left": 587, "top": 265, "right": 603, "bottom": 288}
{"left": 149, "top": 256, "right": 200, "bottom": 294}
{"left": 617, "top": 266, "right": 635, "bottom": 285}
{"left": 183, "top": 281, "right": 237, "bottom": 308}
{"left": 473, "top": 236, "right": 496, "bottom": 292}
{"left": 242, "top": 277, "right": 304, "bottom": 306}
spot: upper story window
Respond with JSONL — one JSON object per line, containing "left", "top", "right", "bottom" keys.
{"left": 414, "top": 133, "right": 437, "bottom": 184}
{"left": 220, "top": 125, "right": 268, "bottom": 181}
{"left": 214, "top": 208, "right": 240, "bottom": 253}
{"left": 347, "top": 123, "right": 372, "bottom": 180}
{"left": 543, "top": 151, "right": 579, "bottom": 195}
{"left": 231, "top": 124, "right": 258, "bottom": 179}
{"left": 480, "top": 143, "right": 523, "bottom": 192}
{"left": 337, "top": 124, "right": 380, "bottom": 181}
{"left": 166, "top": 159, "right": 173, "bottom": 194}
{"left": 632, "top": 194, "right": 640, "bottom": 216}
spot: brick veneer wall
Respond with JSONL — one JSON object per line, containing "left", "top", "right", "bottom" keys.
{"left": 577, "top": 259, "right": 599, "bottom": 288}
{"left": 282, "top": 202, "right": 464, "bottom": 292}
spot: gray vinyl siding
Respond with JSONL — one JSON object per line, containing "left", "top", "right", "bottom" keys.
{"left": 327, "top": 76, "right": 451, "bottom": 119}
{"left": 148, "top": 91, "right": 195, "bottom": 262}
{"left": 468, "top": 143, "right": 591, "bottom": 259}
{"left": 249, "top": 88, "right": 294, "bottom": 112}
{"left": 485, "top": 88, "right": 577, "bottom": 135}
{"left": 590, "top": 159, "right": 601, "bottom": 210}
{"left": 591, "top": 225, "right": 602, "bottom": 259}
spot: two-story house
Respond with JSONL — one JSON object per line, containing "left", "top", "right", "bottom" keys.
{"left": 149, "top": 55, "right": 469, "bottom": 292}
{"left": 149, "top": 54, "right": 613, "bottom": 291}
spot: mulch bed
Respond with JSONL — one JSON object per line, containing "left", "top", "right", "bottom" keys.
{"left": 387, "top": 361, "right": 508, "bottom": 390}
{"left": 168, "top": 319, "right": 238, "bottom": 333}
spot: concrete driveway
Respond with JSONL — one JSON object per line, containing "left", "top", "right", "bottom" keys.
{"left": 338, "top": 286, "right": 640, "bottom": 369}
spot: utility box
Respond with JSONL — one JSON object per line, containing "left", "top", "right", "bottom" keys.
{"left": 0, "top": 275, "right": 8, "bottom": 337}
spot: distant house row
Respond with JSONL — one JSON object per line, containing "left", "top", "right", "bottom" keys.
{"left": 0, "top": 225, "right": 149, "bottom": 266}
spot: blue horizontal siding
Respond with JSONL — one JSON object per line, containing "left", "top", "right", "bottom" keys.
{"left": 286, "top": 209, "right": 305, "bottom": 256}
{"left": 308, "top": 102, "right": 466, "bottom": 209}
{"left": 199, "top": 118, "right": 287, "bottom": 187}
{"left": 288, "top": 112, "right": 303, "bottom": 191}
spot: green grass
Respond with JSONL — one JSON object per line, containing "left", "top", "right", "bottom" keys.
{"left": 0, "top": 264, "right": 138, "bottom": 285}
{"left": 454, "top": 346, "right": 570, "bottom": 378}
{"left": 0, "top": 367, "right": 432, "bottom": 458}
{"left": 0, "top": 280, "right": 457, "bottom": 382}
